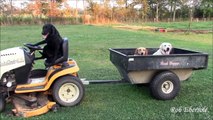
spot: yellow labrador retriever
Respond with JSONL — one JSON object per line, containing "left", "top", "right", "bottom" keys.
{"left": 134, "top": 47, "right": 148, "bottom": 56}
{"left": 153, "top": 42, "right": 172, "bottom": 55}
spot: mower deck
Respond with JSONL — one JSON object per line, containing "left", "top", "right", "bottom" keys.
{"left": 12, "top": 93, "right": 56, "bottom": 118}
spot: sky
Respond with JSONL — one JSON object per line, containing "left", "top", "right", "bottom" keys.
{"left": 9, "top": 0, "right": 137, "bottom": 10}
{"left": 10, "top": 0, "right": 86, "bottom": 10}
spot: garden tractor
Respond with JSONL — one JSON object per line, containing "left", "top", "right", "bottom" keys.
{"left": 0, "top": 38, "right": 85, "bottom": 117}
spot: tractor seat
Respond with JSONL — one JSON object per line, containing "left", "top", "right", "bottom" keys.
{"left": 54, "top": 38, "right": 69, "bottom": 65}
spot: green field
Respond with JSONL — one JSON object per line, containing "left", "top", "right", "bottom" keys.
{"left": 143, "top": 21, "right": 212, "bottom": 30}
{"left": 0, "top": 22, "right": 212, "bottom": 120}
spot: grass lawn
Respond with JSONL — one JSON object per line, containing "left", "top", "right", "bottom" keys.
{"left": 0, "top": 22, "right": 212, "bottom": 120}
{"left": 142, "top": 21, "right": 212, "bottom": 30}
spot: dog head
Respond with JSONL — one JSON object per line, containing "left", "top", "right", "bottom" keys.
{"left": 159, "top": 42, "right": 172, "bottom": 55}
{"left": 134, "top": 47, "right": 148, "bottom": 55}
{"left": 42, "top": 24, "right": 59, "bottom": 39}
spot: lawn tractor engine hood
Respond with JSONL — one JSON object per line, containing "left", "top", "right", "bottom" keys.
{"left": 0, "top": 47, "right": 26, "bottom": 79}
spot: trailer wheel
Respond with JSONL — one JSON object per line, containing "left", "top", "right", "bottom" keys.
{"left": 150, "top": 71, "right": 180, "bottom": 100}
{"left": 52, "top": 76, "right": 85, "bottom": 107}
{"left": 0, "top": 94, "right": 6, "bottom": 112}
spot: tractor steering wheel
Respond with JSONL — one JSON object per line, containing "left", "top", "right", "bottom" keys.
{"left": 24, "top": 43, "right": 43, "bottom": 51}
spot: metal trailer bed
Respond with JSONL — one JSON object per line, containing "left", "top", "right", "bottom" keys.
{"left": 108, "top": 48, "right": 208, "bottom": 100}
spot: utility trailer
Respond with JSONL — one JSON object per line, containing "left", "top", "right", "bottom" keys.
{"left": 108, "top": 48, "right": 208, "bottom": 100}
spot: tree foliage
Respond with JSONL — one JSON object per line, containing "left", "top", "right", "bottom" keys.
{"left": 0, "top": 0, "right": 212, "bottom": 25}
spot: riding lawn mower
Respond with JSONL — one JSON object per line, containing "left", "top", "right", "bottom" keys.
{"left": 0, "top": 38, "right": 85, "bottom": 117}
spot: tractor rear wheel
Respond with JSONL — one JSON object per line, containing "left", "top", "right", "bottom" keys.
{"left": 52, "top": 76, "right": 85, "bottom": 107}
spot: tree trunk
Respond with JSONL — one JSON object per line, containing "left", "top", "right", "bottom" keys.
{"left": 111, "top": 1, "right": 114, "bottom": 21}
{"left": 75, "top": 0, "right": 78, "bottom": 23}
{"left": 187, "top": 8, "right": 193, "bottom": 34}
{"left": 172, "top": 0, "right": 177, "bottom": 22}
{"left": 190, "top": 8, "right": 193, "bottom": 22}
{"left": 156, "top": 2, "right": 159, "bottom": 22}
{"left": 9, "top": 0, "right": 13, "bottom": 24}
{"left": 170, "top": 0, "right": 173, "bottom": 20}
{"left": 125, "top": 0, "right": 128, "bottom": 9}
{"left": 202, "top": 9, "right": 205, "bottom": 19}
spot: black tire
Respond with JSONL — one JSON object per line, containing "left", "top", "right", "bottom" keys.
{"left": 0, "top": 94, "right": 6, "bottom": 112}
{"left": 52, "top": 76, "right": 85, "bottom": 107}
{"left": 150, "top": 71, "right": 180, "bottom": 100}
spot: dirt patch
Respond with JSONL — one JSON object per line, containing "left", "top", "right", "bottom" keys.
{"left": 113, "top": 25, "right": 211, "bottom": 34}
{"left": 113, "top": 25, "right": 156, "bottom": 31}
{"left": 167, "top": 29, "right": 211, "bottom": 34}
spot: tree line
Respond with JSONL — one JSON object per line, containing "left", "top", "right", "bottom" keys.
{"left": 0, "top": 0, "right": 212, "bottom": 25}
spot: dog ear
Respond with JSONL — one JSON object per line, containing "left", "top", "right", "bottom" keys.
{"left": 51, "top": 25, "right": 60, "bottom": 36}
{"left": 169, "top": 44, "right": 173, "bottom": 53}
{"left": 160, "top": 44, "right": 164, "bottom": 50}
{"left": 145, "top": 49, "right": 148, "bottom": 55}
{"left": 134, "top": 49, "right": 138, "bottom": 55}
{"left": 51, "top": 25, "right": 56, "bottom": 35}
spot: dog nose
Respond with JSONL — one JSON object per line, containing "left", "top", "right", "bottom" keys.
{"left": 167, "top": 47, "right": 170, "bottom": 51}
